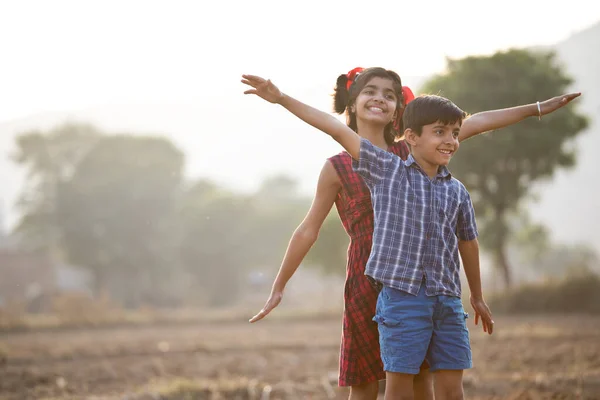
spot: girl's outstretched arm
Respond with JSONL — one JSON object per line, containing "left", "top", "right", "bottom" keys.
{"left": 249, "top": 160, "right": 341, "bottom": 323}
{"left": 459, "top": 92, "right": 581, "bottom": 142}
{"left": 242, "top": 74, "right": 361, "bottom": 159}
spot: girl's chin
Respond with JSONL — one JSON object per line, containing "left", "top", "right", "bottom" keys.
{"left": 358, "top": 115, "right": 391, "bottom": 125}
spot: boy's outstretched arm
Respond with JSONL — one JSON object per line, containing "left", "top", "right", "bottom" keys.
{"left": 459, "top": 238, "right": 494, "bottom": 334}
{"left": 458, "top": 92, "right": 581, "bottom": 142}
{"left": 242, "top": 74, "right": 361, "bottom": 159}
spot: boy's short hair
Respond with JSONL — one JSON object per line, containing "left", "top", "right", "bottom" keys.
{"left": 402, "top": 95, "right": 467, "bottom": 135}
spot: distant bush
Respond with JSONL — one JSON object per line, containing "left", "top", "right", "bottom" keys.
{"left": 0, "top": 301, "right": 25, "bottom": 330}
{"left": 488, "top": 272, "right": 600, "bottom": 314}
{"left": 51, "top": 292, "right": 125, "bottom": 326}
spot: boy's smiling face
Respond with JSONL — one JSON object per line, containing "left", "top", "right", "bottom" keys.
{"left": 408, "top": 120, "right": 461, "bottom": 167}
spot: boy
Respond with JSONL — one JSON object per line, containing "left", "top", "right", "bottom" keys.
{"left": 354, "top": 94, "right": 492, "bottom": 399}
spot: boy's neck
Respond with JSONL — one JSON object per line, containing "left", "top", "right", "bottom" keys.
{"left": 410, "top": 151, "right": 441, "bottom": 178}
{"left": 356, "top": 122, "right": 388, "bottom": 150}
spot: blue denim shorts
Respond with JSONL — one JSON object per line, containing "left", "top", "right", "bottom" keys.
{"left": 373, "top": 280, "right": 472, "bottom": 374}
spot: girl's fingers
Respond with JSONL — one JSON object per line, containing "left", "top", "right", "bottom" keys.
{"left": 242, "top": 74, "right": 265, "bottom": 84}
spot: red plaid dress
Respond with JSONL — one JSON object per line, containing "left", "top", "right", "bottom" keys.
{"left": 328, "top": 140, "right": 410, "bottom": 387}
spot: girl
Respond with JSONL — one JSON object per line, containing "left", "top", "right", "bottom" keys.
{"left": 244, "top": 67, "right": 579, "bottom": 400}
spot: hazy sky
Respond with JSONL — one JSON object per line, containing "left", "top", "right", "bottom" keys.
{"left": 1, "top": 0, "right": 598, "bottom": 121}
{"left": 0, "top": 1, "right": 598, "bottom": 246}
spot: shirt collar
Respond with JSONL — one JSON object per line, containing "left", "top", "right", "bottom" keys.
{"left": 405, "top": 154, "right": 452, "bottom": 179}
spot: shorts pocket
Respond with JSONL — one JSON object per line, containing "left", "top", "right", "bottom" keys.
{"left": 373, "top": 315, "right": 401, "bottom": 327}
{"left": 382, "top": 286, "right": 413, "bottom": 301}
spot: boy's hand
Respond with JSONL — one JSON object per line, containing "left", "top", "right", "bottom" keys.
{"left": 242, "top": 74, "right": 284, "bottom": 104}
{"left": 539, "top": 92, "right": 581, "bottom": 115}
{"left": 249, "top": 290, "right": 283, "bottom": 323}
{"left": 470, "top": 295, "right": 494, "bottom": 334}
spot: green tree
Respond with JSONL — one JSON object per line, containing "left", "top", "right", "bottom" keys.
{"left": 179, "top": 180, "right": 253, "bottom": 306}
{"left": 56, "top": 135, "right": 184, "bottom": 305}
{"left": 178, "top": 175, "right": 313, "bottom": 306}
{"left": 420, "top": 49, "right": 588, "bottom": 288}
{"left": 11, "top": 123, "right": 102, "bottom": 253}
{"left": 249, "top": 175, "right": 310, "bottom": 269}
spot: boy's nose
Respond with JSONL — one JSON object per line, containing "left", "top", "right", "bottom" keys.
{"left": 444, "top": 136, "right": 457, "bottom": 145}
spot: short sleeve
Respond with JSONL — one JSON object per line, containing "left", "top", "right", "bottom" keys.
{"left": 351, "top": 137, "right": 395, "bottom": 187}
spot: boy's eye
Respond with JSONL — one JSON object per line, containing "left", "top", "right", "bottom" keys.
{"left": 385, "top": 94, "right": 396, "bottom": 100}
{"left": 364, "top": 90, "right": 374, "bottom": 95}
{"left": 452, "top": 131, "right": 460, "bottom": 138}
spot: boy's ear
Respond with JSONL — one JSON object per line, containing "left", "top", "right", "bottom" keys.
{"left": 404, "top": 128, "right": 418, "bottom": 147}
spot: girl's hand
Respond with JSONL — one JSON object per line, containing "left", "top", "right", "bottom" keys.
{"left": 242, "top": 74, "right": 284, "bottom": 104}
{"left": 249, "top": 290, "right": 284, "bottom": 323}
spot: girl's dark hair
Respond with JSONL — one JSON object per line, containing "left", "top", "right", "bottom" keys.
{"left": 333, "top": 67, "right": 405, "bottom": 146}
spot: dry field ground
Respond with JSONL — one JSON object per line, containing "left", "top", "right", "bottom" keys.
{"left": 1, "top": 314, "right": 599, "bottom": 399}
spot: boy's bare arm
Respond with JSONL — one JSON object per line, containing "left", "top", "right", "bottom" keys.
{"left": 458, "top": 92, "right": 581, "bottom": 142}
{"left": 242, "top": 74, "right": 361, "bottom": 159}
{"left": 458, "top": 238, "right": 494, "bottom": 334}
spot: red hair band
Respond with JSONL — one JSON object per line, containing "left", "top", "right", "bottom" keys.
{"left": 402, "top": 86, "right": 415, "bottom": 105}
{"left": 393, "top": 86, "right": 415, "bottom": 131}
{"left": 345, "top": 67, "right": 364, "bottom": 90}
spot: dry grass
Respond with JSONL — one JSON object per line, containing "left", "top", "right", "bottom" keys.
{"left": 488, "top": 272, "right": 600, "bottom": 314}
{"left": 2, "top": 314, "right": 599, "bottom": 399}
{"left": 0, "top": 293, "right": 342, "bottom": 333}
{"left": 3, "top": 273, "right": 596, "bottom": 334}
{"left": 142, "top": 377, "right": 276, "bottom": 399}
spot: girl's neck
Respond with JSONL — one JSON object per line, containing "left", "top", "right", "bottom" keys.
{"left": 356, "top": 121, "right": 388, "bottom": 150}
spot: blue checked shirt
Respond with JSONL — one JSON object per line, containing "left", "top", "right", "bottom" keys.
{"left": 353, "top": 138, "right": 478, "bottom": 297}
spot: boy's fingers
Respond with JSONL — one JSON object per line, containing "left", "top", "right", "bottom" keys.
{"left": 483, "top": 311, "right": 494, "bottom": 334}
{"left": 474, "top": 313, "right": 480, "bottom": 325}
{"left": 484, "top": 319, "right": 493, "bottom": 334}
